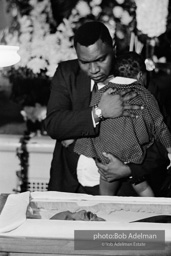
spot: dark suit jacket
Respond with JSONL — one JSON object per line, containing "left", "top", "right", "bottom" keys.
{"left": 45, "top": 59, "right": 169, "bottom": 196}
{"left": 45, "top": 59, "right": 99, "bottom": 192}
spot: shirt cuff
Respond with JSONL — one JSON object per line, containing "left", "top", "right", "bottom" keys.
{"left": 167, "top": 153, "right": 171, "bottom": 169}
{"left": 127, "top": 163, "right": 146, "bottom": 185}
{"left": 91, "top": 108, "right": 99, "bottom": 127}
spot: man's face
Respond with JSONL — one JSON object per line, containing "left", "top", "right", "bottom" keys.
{"left": 76, "top": 39, "right": 114, "bottom": 83}
{"left": 71, "top": 210, "right": 105, "bottom": 221}
{"left": 50, "top": 210, "right": 105, "bottom": 221}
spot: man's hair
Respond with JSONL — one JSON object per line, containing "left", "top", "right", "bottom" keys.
{"left": 74, "top": 21, "right": 113, "bottom": 48}
{"left": 113, "top": 51, "right": 146, "bottom": 78}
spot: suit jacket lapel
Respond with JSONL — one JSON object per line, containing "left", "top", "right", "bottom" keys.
{"left": 74, "top": 70, "right": 91, "bottom": 109}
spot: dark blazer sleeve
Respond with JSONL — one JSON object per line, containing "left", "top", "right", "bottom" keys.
{"left": 128, "top": 141, "right": 169, "bottom": 190}
{"left": 45, "top": 60, "right": 98, "bottom": 141}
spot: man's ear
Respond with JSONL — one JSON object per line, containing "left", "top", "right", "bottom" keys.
{"left": 137, "top": 71, "right": 147, "bottom": 87}
{"left": 137, "top": 71, "right": 143, "bottom": 81}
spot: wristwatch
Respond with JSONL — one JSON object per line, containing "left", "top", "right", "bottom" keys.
{"left": 94, "top": 105, "right": 103, "bottom": 120}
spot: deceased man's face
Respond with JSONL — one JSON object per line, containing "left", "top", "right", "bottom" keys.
{"left": 50, "top": 210, "right": 105, "bottom": 221}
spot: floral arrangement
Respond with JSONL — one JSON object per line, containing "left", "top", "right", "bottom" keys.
{"left": 1, "top": 0, "right": 76, "bottom": 78}
{"left": 0, "top": 0, "right": 77, "bottom": 131}
{"left": 135, "top": 0, "right": 169, "bottom": 38}
{"left": 130, "top": 0, "right": 169, "bottom": 71}
{"left": 0, "top": 0, "right": 136, "bottom": 79}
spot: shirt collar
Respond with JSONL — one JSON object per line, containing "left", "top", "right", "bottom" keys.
{"left": 109, "top": 76, "right": 137, "bottom": 84}
{"left": 91, "top": 76, "right": 137, "bottom": 91}
{"left": 91, "top": 75, "right": 115, "bottom": 91}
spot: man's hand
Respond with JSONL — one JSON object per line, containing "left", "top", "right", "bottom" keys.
{"left": 98, "top": 88, "right": 144, "bottom": 119}
{"left": 96, "top": 152, "right": 131, "bottom": 182}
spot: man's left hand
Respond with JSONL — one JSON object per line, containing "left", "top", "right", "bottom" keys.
{"left": 96, "top": 152, "right": 131, "bottom": 182}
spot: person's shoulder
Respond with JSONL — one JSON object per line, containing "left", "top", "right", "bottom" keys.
{"left": 136, "top": 82, "right": 157, "bottom": 102}
{"left": 59, "top": 59, "right": 80, "bottom": 73}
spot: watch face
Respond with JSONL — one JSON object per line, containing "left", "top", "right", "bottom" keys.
{"left": 95, "top": 107, "right": 102, "bottom": 117}
{"left": 96, "top": 109, "right": 101, "bottom": 115}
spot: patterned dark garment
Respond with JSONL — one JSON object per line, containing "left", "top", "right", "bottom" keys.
{"left": 74, "top": 82, "right": 171, "bottom": 164}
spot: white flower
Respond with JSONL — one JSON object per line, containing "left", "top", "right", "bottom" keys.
{"left": 101, "top": 15, "right": 110, "bottom": 22}
{"left": 153, "top": 55, "right": 166, "bottom": 63}
{"left": 11, "top": 7, "right": 18, "bottom": 17}
{"left": 75, "top": 1, "right": 91, "bottom": 17}
{"left": 21, "top": 103, "right": 47, "bottom": 122}
{"left": 135, "top": 0, "right": 169, "bottom": 37}
{"left": 116, "top": 30, "right": 125, "bottom": 39}
{"left": 115, "top": 0, "right": 125, "bottom": 4}
{"left": 92, "top": 6, "right": 102, "bottom": 17}
{"left": 29, "top": 0, "right": 37, "bottom": 6}
{"left": 19, "top": 16, "right": 32, "bottom": 32}
{"left": 145, "top": 59, "right": 155, "bottom": 71}
{"left": 113, "top": 6, "right": 123, "bottom": 19}
{"left": 27, "top": 58, "right": 47, "bottom": 74}
{"left": 90, "top": 0, "right": 102, "bottom": 6}
{"left": 121, "top": 10, "right": 133, "bottom": 25}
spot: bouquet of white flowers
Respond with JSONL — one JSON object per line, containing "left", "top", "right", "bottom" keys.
{"left": 135, "top": 0, "right": 169, "bottom": 38}
{"left": 1, "top": 0, "right": 76, "bottom": 78}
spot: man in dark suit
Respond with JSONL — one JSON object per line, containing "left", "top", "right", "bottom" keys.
{"left": 45, "top": 21, "right": 169, "bottom": 196}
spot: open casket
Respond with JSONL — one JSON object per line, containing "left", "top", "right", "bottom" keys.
{"left": 0, "top": 191, "right": 171, "bottom": 255}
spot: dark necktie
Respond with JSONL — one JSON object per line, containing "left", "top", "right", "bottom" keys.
{"left": 91, "top": 82, "right": 99, "bottom": 104}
